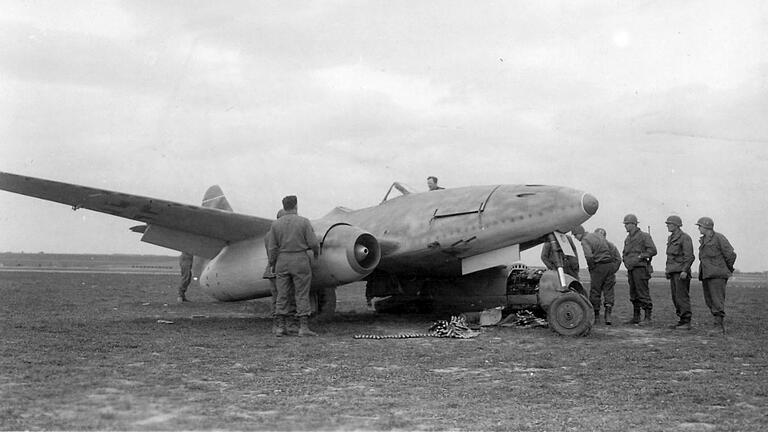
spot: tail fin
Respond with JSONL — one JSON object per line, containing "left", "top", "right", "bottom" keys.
{"left": 193, "top": 185, "right": 231, "bottom": 279}
{"left": 201, "top": 185, "right": 233, "bottom": 211}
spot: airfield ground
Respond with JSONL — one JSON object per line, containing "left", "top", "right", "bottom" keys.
{"left": 0, "top": 270, "right": 766, "bottom": 431}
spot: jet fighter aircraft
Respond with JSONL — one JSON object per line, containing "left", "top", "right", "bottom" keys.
{"left": 0, "top": 172, "right": 599, "bottom": 335}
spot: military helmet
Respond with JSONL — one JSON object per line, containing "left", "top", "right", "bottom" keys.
{"left": 623, "top": 214, "right": 638, "bottom": 224}
{"left": 665, "top": 215, "right": 682, "bottom": 227}
{"left": 571, "top": 225, "right": 586, "bottom": 236}
{"left": 696, "top": 216, "right": 714, "bottom": 229}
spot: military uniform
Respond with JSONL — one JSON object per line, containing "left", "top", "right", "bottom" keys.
{"left": 698, "top": 230, "right": 736, "bottom": 323}
{"left": 177, "top": 252, "right": 193, "bottom": 301}
{"left": 267, "top": 208, "right": 320, "bottom": 336}
{"left": 263, "top": 231, "right": 296, "bottom": 320}
{"left": 665, "top": 228, "right": 695, "bottom": 326}
{"left": 581, "top": 232, "right": 621, "bottom": 323}
{"left": 540, "top": 235, "right": 580, "bottom": 279}
{"left": 622, "top": 228, "right": 657, "bottom": 322}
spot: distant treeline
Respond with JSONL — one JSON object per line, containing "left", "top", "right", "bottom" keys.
{"left": 0, "top": 252, "right": 178, "bottom": 271}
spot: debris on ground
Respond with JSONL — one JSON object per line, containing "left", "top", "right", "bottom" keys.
{"left": 354, "top": 315, "right": 480, "bottom": 339}
{"left": 498, "top": 310, "right": 548, "bottom": 328}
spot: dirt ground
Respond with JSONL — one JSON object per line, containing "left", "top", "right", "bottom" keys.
{"left": 1, "top": 270, "right": 766, "bottom": 431}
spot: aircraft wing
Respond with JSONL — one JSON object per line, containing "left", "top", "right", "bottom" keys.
{"left": 0, "top": 172, "right": 273, "bottom": 256}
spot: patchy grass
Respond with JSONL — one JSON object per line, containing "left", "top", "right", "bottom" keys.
{"left": 0, "top": 271, "right": 766, "bottom": 430}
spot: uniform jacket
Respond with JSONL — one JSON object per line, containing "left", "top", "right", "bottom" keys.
{"left": 698, "top": 231, "right": 737, "bottom": 280}
{"left": 267, "top": 210, "right": 320, "bottom": 267}
{"left": 179, "top": 252, "right": 193, "bottom": 272}
{"left": 622, "top": 228, "right": 657, "bottom": 270}
{"left": 665, "top": 229, "right": 694, "bottom": 274}
{"left": 607, "top": 241, "right": 622, "bottom": 274}
{"left": 580, "top": 232, "right": 614, "bottom": 269}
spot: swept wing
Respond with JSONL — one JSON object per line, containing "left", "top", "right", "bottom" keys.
{"left": 0, "top": 172, "right": 272, "bottom": 257}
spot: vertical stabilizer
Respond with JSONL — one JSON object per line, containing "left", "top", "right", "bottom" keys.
{"left": 202, "top": 185, "right": 233, "bottom": 211}
{"left": 192, "top": 185, "right": 232, "bottom": 279}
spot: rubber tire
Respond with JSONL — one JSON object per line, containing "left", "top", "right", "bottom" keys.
{"left": 547, "top": 292, "right": 594, "bottom": 336}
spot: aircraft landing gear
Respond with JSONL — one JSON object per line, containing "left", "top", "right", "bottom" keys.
{"left": 311, "top": 286, "right": 337, "bottom": 321}
{"left": 547, "top": 292, "right": 594, "bottom": 336}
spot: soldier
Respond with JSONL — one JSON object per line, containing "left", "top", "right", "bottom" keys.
{"left": 593, "top": 228, "right": 622, "bottom": 324}
{"left": 267, "top": 195, "right": 320, "bottom": 337}
{"left": 621, "top": 214, "right": 657, "bottom": 325}
{"left": 427, "top": 176, "right": 444, "bottom": 191}
{"left": 696, "top": 217, "right": 737, "bottom": 335}
{"left": 664, "top": 216, "right": 695, "bottom": 330}
{"left": 177, "top": 252, "right": 193, "bottom": 302}
{"left": 571, "top": 225, "right": 617, "bottom": 325}
{"left": 540, "top": 232, "right": 580, "bottom": 279}
{"left": 263, "top": 209, "right": 297, "bottom": 334}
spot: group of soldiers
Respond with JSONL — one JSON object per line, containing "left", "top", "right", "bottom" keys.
{"left": 545, "top": 214, "right": 737, "bottom": 334}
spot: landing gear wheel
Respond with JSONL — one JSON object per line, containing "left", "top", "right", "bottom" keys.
{"left": 547, "top": 292, "right": 594, "bottom": 336}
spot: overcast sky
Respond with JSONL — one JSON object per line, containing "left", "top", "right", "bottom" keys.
{"left": 1, "top": 1, "right": 766, "bottom": 272}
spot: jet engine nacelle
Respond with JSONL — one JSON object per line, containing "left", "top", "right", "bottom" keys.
{"left": 312, "top": 224, "right": 381, "bottom": 287}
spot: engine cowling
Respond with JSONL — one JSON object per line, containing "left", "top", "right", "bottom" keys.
{"left": 312, "top": 224, "right": 380, "bottom": 287}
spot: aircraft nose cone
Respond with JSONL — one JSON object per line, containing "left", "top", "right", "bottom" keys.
{"left": 582, "top": 193, "right": 599, "bottom": 215}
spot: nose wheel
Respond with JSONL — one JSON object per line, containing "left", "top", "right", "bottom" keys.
{"left": 547, "top": 292, "right": 594, "bottom": 336}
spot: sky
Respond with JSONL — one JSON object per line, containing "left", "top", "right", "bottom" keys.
{"left": 0, "top": 1, "right": 766, "bottom": 272}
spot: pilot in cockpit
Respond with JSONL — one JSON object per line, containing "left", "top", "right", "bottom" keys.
{"left": 427, "top": 176, "right": 444, "bottom": 191}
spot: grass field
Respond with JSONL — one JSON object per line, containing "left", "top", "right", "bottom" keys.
{"left": 0, "top": 271, "right": 766, "bottom": 431}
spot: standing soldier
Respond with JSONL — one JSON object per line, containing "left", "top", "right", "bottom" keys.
{"left": 594, "top": 228, "right": 622, "bottom": 325}
{"left": 571, "top": 226, "right": 615, "bottom": 325}
{"left": 696, "top": 217, "right": 737, "bottom": 335}
{"left": 263, "top": 209, "right": 297, "bottom": 334}
{"left": 621, "top": 214, "right": 657, "bottom": 325}
{"left": 267, "top": 195, "right": 320, "bottom": 337}
{"left": 177, "top": 252, "right": 193, "bottom": 302}
{"left": 664, "top": 216, "right": 695, "bottom": 330}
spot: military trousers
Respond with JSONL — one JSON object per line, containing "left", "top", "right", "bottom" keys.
{"left": 588, "top": 262, "right": 616, "bottom": 310}
{"left": 275, "top": 251, "right": 313, "bottom": 317}
{"left": 178, "top": 266, "right": 192, "bottom": 296}
{"left": 628, "top": 267, "right": 652, "bottom": 311}
{"left": 669, "top": 272, "right": 691, "bottom": 323}
{"left": 702, "top": 278, "right": 727, "bottom": 318}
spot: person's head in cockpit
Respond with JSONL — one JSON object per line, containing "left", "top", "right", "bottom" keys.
{"left": 427, "top": 176, "right": 444, "bottom": 191}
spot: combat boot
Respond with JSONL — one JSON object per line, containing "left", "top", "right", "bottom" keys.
{"left": 624, "top": 308, "right": 641, "bottom": 325}
{"left": 273, "top": 316, "right": 286, "bottom": 337}
{"left": 670, "top": 320, "right": 691, "bottom": 330}
{"left": 604, "top": 307, "right": 612, "bottom": 325}
{"left": 638, "top": 309, "right": 652, "bottom": 326}
{"left": 593, "top": 310, "right": 600, "bottom": 325}
{"left": 708, "top": 316, "right": 725, "bottom": 336}
{"left": 286, "top": 316, "right": 299, "bottom": 335}
{"left": 298, "top": 316, "right": 318, "bottom": 337}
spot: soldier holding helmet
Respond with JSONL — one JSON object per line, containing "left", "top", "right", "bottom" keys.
{"left": 664, "top": 215, "right": 695, "bottom": 330}
{"left": 696, "top": 216, "right": 737, "bottom": 335}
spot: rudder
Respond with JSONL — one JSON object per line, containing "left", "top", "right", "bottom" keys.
{"left": 202, "top": 185, "right": 233, "bottom": 211}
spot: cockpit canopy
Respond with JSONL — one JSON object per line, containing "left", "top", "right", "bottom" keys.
{"left": 380, "top": 181, "right": 416, "bottom": 203}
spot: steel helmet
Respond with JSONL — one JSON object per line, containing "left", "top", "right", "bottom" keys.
{"left": 696, "top": 216, "right": 714, "bottom": 229}
{"left": 623, "top": 214, "right": 638, "bottom": 224}
{"left": 665, "top": 215, "right": 682, "bottom": 227}
{"left": 571, "top": 225, "right": 586, "bottom": 236}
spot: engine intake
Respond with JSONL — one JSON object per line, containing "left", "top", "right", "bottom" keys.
{"left": 312, "top": 224, "right": 381, "bottom": 287}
